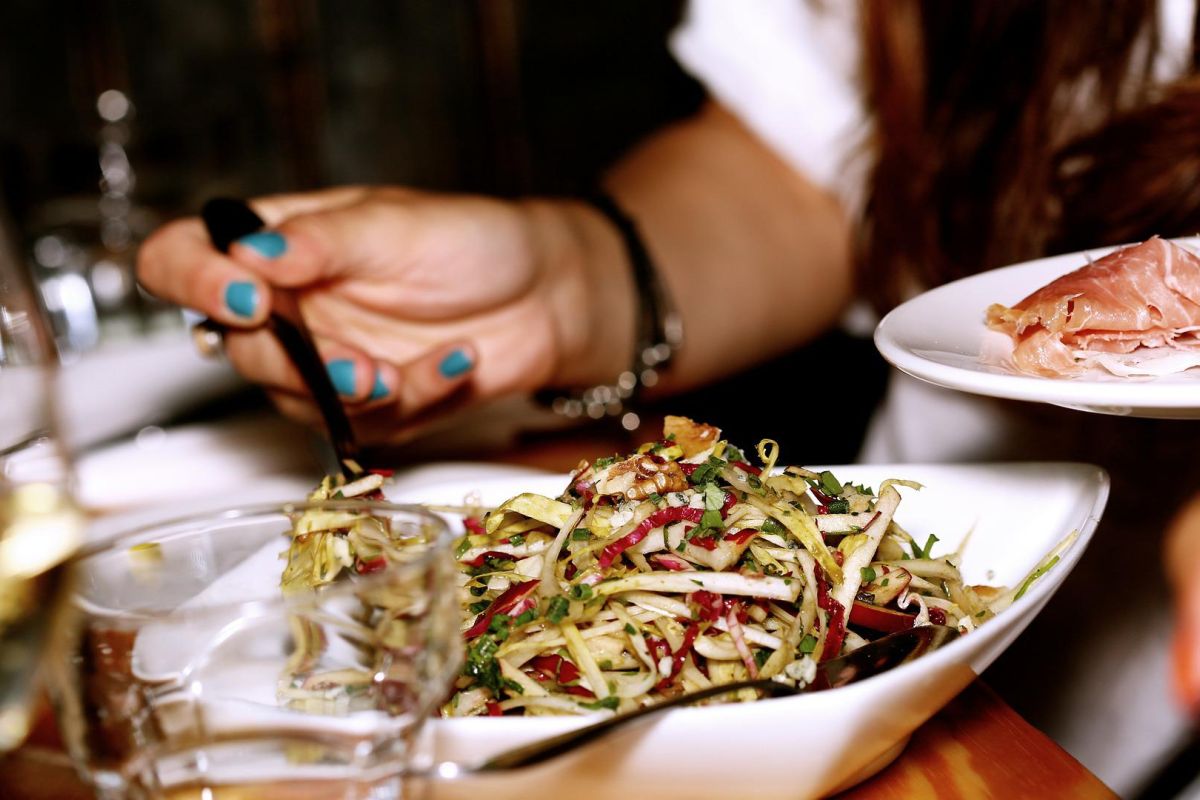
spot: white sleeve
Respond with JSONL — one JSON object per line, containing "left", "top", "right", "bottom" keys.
{"left": 670, "top": 0, "right": 870, "bottom": 213}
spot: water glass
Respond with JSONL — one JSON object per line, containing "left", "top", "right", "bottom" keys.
{"left": 50, "top": 501, "right": 461, "bottom": 799}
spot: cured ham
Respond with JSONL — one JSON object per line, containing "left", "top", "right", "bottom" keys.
{"left": 985, "top": 237, "right": 1200, "bottom": 377}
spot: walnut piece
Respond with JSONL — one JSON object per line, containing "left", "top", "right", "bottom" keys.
{"left": 594, "top": 454, "right": 689, "bottom": 501}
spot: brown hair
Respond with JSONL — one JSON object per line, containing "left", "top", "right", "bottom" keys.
{"left": 857, "top": 0, "right": 1200, "bottom": 313}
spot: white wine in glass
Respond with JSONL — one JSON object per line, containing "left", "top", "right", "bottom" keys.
{"left": 0, "top": 210, "right": 82, "bottom": 751}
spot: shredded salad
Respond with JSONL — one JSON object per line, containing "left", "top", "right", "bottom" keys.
{"left": 280, "top": 417, "right": 1071, "bottom": 718}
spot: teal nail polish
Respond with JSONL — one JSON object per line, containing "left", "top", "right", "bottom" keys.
{"left": 326, "top": 359, "right": 357, "bottom": 397}
{"left": 236, "top": 231, "right": 287, "bottom": 259}
{"left": 224, "top": 281, "right": 258, "bottom": 318}
{"left": 439, "top": 349, "right": 473, "bottom": 379}
{"left": 369, "top": 372, "right": 388, "bottom": 400}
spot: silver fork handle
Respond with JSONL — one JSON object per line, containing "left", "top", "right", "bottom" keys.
{"left": 427, "top": 678, "right": 791, "bottom": 778}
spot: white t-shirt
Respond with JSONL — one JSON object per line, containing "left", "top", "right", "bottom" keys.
{"left": 672, "top": 2, "right": 1198, "bottom": 795}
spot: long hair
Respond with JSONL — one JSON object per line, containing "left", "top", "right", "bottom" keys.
{"left": 857, "top": 0, "right": 1200, "bottom": 313}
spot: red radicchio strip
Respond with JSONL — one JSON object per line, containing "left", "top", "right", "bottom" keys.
{"left": 463, "top": 517, "right": 486, "bottom": 536}
{"left": 464, "top": 579, "right": 540, "bottom": 639}
{"left": 650, "top": 553, "right": 690, "bottom": 571}
{"left": 724, "top": 528, "right": 758, "bottom": 545}
{"left": 460, "top": 549, "right": 519, "bottom": 568}
{"left": 597, "top": 507, "right": 705, "bottom": 568}
{"left": 354, "top": 555, "right": 388, "bottom": 575}
{"left": 527, "top": 654, "right": 581, "bottom": 684}
{"left": 815, "top": 565, "right": 846, "bottom": 662}
{"left": 655, "top": 622, "right": 702, "bottom": 690}
{"left": 848, "top": 600, "right": 915, "bottom": 633}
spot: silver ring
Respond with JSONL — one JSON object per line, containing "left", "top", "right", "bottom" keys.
{"left": 191, "top": 318, "right": 226, "bottom": 359}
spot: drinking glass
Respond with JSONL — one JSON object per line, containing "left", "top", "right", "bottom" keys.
{"left": 0, "top": 208, "right": 82, "bottom": 751}
{"left": 50, "top": 501, "right": 461, "bottom": 799}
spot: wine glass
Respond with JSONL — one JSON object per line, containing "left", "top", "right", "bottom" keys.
{"left": 0, "top": 206, "right": 84, "bottom": 751}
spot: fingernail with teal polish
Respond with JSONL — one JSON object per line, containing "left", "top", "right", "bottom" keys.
{"left": 224, "top": 281, "right": 258, "bottom": 318}
{"left": 369, "top": 372, "right": 388, "bottom": 400}
{"left": 236, "top": 231, "right": 287, "bottom": 259}
{"left": 439, "top": 349, "right": 473, "bottom": 379}
{"left": 326, "top": 359, "right": 357, "bottom": 397}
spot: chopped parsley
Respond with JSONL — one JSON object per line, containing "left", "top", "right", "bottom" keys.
{"left": 825, "top": 499, "right": 850, "bottom": 514}
{"left": 487, "top": 615, "right": 512, "bottom": 641}
{"left": 688, "top": 455, "right": 728, "bottom": 486}
{"left": 818, "top": 470, "right": 842, "bottom": 496}
{"left": 703, "top": 482, "right": 726, "bottom": 511}
{"left": 860, "top": 566, "right": 877, "bottom": 583}
{"left": 593, "top": 456, "right": 618, "bottom": 470}
{"left": 454, "top": 538, "right": 471, "bottom": 558}
{"left": 464, "top": 635, "right": 503, "bottom": 695}
{"left": 623, "top": 623, "right": 637, "bottom": 635}
{"left": 798, "top": 634, "right": 818, "bottom": 655}
{"left": 569, "top": 584, "right": 594, "bottom": 601}
{"left": 507, "top": 534, "right": 525, "bottom": 546}
{"left": 571, "top": 528, "right": 591, "bottom": 541}
{"left": 909, "top": 533, "right": 940, "bottom": 560}
{"left": 1014, "top": 555, "right": 1060, "bottom": 601}
{"left": 546, "top": 595, "right": 569, "bottom": 624}
{"left": 580, "top": 696, "right": 620, "bottom": 711}
{"left": 760, "top": 518, "right": 784, "bottom": 535}
{"left": 468, "top": 600, "right": 490, "bottom": 615}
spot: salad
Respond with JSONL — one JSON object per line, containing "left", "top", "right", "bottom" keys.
{"left": 280, "top": 417, "right": 1068, "bottom": 718}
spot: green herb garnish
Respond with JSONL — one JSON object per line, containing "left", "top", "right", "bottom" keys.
{"left": 546, "top": 595, "right": 569, "bottom": 624}
{"left": 580, "top": 696, "right": 620, "bottom": 711}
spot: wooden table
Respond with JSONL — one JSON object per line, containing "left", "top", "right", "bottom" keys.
{"left": 0, "top": 423, "right": 1117, "bottom": 799}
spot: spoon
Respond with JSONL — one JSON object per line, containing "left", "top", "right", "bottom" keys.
{"left": 428, "top": 624, "right": 959, "bottom": 777}
{"left": 199, "top": 197, "right": 360, "bottom": 477}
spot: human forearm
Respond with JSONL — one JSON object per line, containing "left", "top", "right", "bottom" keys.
{"left": 603, "top": 102, "right": 854, "bottom": 393}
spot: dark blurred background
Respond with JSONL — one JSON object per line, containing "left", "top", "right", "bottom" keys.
{"left": 0, "top": 0, "right": 884, "bottom": 461}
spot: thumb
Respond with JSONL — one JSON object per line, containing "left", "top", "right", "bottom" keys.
{"left": 1166, "top": 493, "right": 1200, "bottom": 715}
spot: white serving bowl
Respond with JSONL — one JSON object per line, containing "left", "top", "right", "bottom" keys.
{"left": 395, "top": 462, "right": 1109, "bottom": 800}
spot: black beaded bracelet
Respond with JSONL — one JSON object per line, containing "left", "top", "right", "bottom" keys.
{"left": 535, "top": 192, "right": 683, "bottom": 429}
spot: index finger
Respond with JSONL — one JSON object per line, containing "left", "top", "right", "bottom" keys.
{"left": 137, "top": 217, "right": 272, "bottom": 326}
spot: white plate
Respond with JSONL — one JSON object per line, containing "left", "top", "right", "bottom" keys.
{"left": 874, "top": 240, "right": 1200, "bottom": 418}
{"left": 396, "top": 461, "right": 1109, "bottom": 800}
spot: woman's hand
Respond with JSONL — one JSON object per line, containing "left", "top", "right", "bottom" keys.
{"left": 137, "top": 186, "right": 634, "bottom": 443}
{"left": 137, "top": 104, "right": 853, "bottom": 444}
{"left": 1166, "top": 492, "right": 1200, "bottom": 715}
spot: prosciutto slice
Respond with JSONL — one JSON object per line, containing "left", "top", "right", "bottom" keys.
{"left": 985, "top": 237, "right": 1200, "bottom": 377}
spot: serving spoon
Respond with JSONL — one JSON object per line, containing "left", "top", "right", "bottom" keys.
{"left": 199, "top": 197, "right": 360, "bottom": 477}
{"left": 427, "top": 624, "right": 960, "bottom": 778}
